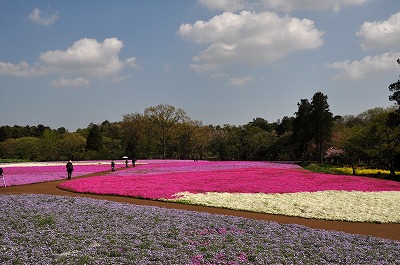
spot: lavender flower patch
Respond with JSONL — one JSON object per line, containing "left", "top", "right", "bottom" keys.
{"left": 0, "top": 161, "right": 112, "bottom": 186}
{"left": 1, "top": 194, "right": 399, "bottom": 264}
{"left": 110, "top": 160, "right": 300, "bottom": 177}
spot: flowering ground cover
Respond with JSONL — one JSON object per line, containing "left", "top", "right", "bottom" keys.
{"left": 58, "top": 160, "right": 400, "bottom": 223}
{"left": 333, "top": 167, "right": 393, "bottom": 175}
{"left": 0, "top": 161, "right": 120, "bottom": 186}
{"left": 59, "top": 161, "right": 400, "bottom": 198}
{"left": 173, "top": 191, "right": 400, "bottom": 223}
{"left": 1, "top": 194, "right": 399, "bottom": 265}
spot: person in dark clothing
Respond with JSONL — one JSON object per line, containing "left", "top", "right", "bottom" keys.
{"left": 111, "top": 160, "right": 115, "bottom": 172}
{"left": 132, "top": 159, "right": 136, "bottom": 167}
{"left": 66, "top": 160, "right": 73, "bottom": 180}
{"left": 0, "top": 167, "right": 5, "bottom": 187}
{"left": 125, "top": 159, "right": 128, "bottom": 168}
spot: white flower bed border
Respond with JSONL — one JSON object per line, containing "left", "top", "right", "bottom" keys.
{"left": 169, "top": 191, "right": 400, "bottom": 223}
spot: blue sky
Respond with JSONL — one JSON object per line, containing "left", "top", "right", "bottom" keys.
{"left": 1, "top": 0, "right": 400, "bottom": 131}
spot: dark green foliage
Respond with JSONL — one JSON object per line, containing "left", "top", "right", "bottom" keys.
{"left": 86, "top": 124, "right": 103, "bottom": 151}
{"left": 292, "top": 92, "right": 333, "bottom": 162}
{"left": 388, "top": 59, "right": 400, "bottom": 105}
{"left": 292, "top": 99, "right": 313, "bottom": 160}
{"left": 310, "top": 92, "right": 334, "bottom": 163}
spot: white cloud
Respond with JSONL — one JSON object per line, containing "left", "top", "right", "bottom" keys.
{"left": 39, "top": 38, "right": 125, "bottom": 77}
{"left": 230, "top": 75, "right": 253, "bottom": 86}
{"left": 28, "top": 8, "right": 59, "bottom": 26}
{"left": 326, "top": 52, "right": 400, "bottom": 80}
{"left": 50, "top": 77, "right": 90, "bottom": 88}
{"left": 178, "top": 11, "right": 324, "bottom": 72}
{"left": 0, "top": 38, "right": 138, "bottom": 87}
{"left": 198, "top": 0, "right": 368, "bottom": 12}
{"left": 125, "top": 57, "right": 140, "bottom": 69}
{"left": 199, "top": 0, "right": 246, "bottom": 12}
{"left": 356, "top": 11, "right": 400, "bottom": 51}
{"left": 0, "top": 61, "right": 32, "bottom": 77}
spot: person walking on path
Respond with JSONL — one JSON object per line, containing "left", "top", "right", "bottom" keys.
{"left": 111, "top": 160, "right": 115, "bottom": 172}
{"left": 0, "top": 168, "right": 5, "bottom": 187}
{"left": 66, "top": 160, "right": 73, "bottom": 180}
{"left": 125, "top": 159, "right": 129, "bottom": 168}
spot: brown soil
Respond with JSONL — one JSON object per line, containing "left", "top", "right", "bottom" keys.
{"left": 1, "top": 171, "right": 399, "bottom": 242}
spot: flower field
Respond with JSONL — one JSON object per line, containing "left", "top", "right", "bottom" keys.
{"left": 57, "top": 160, "right": 400, "bottom": 223}
{"left": 1, "top": 194, "right": 399, "bottom": 264}
{"left": 333, "top": 166, "right": 392, "bottom": 175}
{"left": 2, "top": 160, "right": 400, "bottom": 263}
{"left": 0, "top": 161, "right": 122, "bottom": 186}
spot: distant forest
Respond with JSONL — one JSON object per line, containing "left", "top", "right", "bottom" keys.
{"left": 1, "top": 91, "right": 399, "bottom": 175}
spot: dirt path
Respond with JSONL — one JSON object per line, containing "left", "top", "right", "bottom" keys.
{"left": 1, "top": 174, "right": 399, "bottom": 242}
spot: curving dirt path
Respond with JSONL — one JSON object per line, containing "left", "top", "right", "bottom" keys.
{"left": 1, "top": 171, "right": 399, "bottom": 242}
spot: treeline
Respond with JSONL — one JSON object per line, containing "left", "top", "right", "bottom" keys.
{"left": 1, "top": 96, "right": 399, "bottom": 174}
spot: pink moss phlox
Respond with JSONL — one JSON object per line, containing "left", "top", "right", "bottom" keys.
{"left": 58, "top": 161, "right": 400, "bottom": 199}
{"left": 3, "top": 163, "right": 112, "bottom": 186}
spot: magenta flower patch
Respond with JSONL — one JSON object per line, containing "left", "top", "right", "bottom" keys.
{"left": 58, "top": 161, "right": 400, "bottom": 199}
{"left": 1, "top": 162, "right": 113, "bottom": 186}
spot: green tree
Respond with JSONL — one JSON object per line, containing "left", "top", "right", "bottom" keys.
{"left": 0, "top": 138, "right": 17, "bottom": 159}
{"left": 0, "top": 126, "right": 10, "bottom": 142}
{"left": 39, "top": 129, "right": 60, "bottom": 161}
{"left": 190, "top": 125, "right": 213, "bottom": 160}
{"left": 15, "top": 137, "right": 41, "bottom": 160}
{"left": 247, "top": 117, "right": 272, "bottom": 131}
{"left": 86, "top": 124, "right": 103, "bottom": 151}
{"left": 144, "top": 104, "right": 189, "bottom": 159}
{"left": 121, "top": 112, "right": 145, "bottom": 159}
{"left": 58, "top": 132, "right": 86, "bottom": 160}
{"left": 310, "top": 92, "right": 334, "bottom": 163}
{"left": 209, "top": 127, "right": 229, "bottom": 160}
{"left": 101, "top": 137, "right": 123, "bottom": 160}
{"left": 276, "top": 116, "right": 293, "bottom": 136}
{"left": 292, "top": 99, "right": 313, "bottom": 160}
{"left": 388, "top": 59, "right": 400, "bottom": 106}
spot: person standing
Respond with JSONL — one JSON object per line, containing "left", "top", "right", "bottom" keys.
{"left": 111, "top": 160, "right": 115, "bottom": 172}
{"left": 0, "top": 167, "right": 5, "bottom": 187}
{"left": 66, "top": 160, "right": 73, "bottom": 180}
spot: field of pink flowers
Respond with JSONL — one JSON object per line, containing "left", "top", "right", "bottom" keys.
{"left": 58, "top": 160, "right": 400, "bottom": 199}
{"left": 55, "top": 160, "right": 400, "bottom": 223}
{"left": 2, "top": 160, "right": 400, "bottom": 263}
{"left": 0, "top": 161, "right": 121, "bottom": 186}
{"left": 3, "top": 160, "right": 400, "bottom": 222}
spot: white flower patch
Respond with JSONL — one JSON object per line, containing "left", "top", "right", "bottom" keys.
{"left": 170, "top": 191, "right": 400, "bottom": 223}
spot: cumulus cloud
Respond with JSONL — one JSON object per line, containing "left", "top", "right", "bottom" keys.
{"left": 230, "top": 75, "right": 253, "bottom": 86}
{"left": 50, "top": 77, "right": 90, "bottom": 88}
{"left": 0, "top": 38, "right": 138, "bottom": 87}
{"left": 356, "top": 11, "right": 400, "bottom": 51}
{"left": 326, "top": 52, "right": 400, "bottom": 80}
{"left": 125, "top": 57, "right": 140, "bottom": 69}
{"left": 28, "top": 8, "right": 59, "bottom": 26}
{"left": 199, "top": 0, "right": 246, "bottom": 12}
{"left": 0, "top": 61, "right": 32, "bottom": 77}
{"left": 178, "top": 11, "right": 324, "bottom": 72}
{"left": 198, "top": 0, "right": 368, "bottom": 12}
{"left": 38, "top": 38, "right": 126, "bottom": 77}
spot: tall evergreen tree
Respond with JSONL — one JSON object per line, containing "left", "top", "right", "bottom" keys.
{"left": 86, "top": 124, "right": 103, "bottom": 151}
{"left": 310, "top": 92, "right": 333, "bottom": 163}
{"left": 389, "top": 59, "right": 400, "bottom": 105}
{"left": 388, "top": 59, "right": 400, "bottom": 127}
{"left": 292, "top": 99, "right": 313, "bottom": 160}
